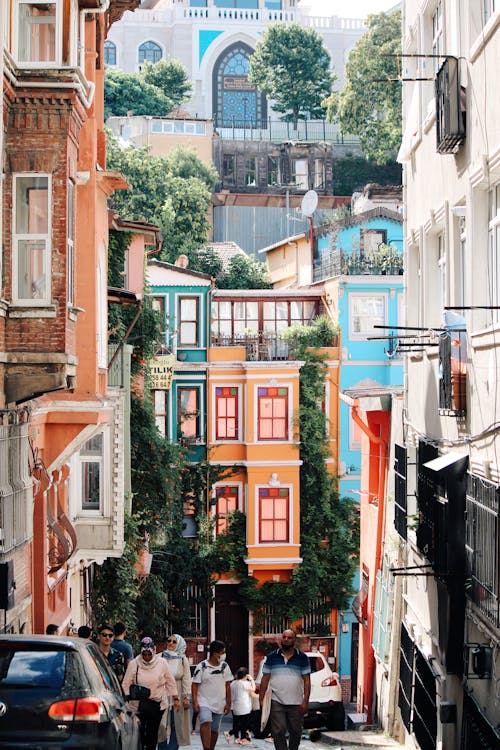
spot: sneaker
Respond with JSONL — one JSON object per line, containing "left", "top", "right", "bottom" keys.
{"left": 235, "top": 740, "right": 241, "bottom": 744}
{"left": 265, "top": 738, "right": 274, "bottom": 743}
{"left": 224, "top": 732, "right": 232, "bottom": 744}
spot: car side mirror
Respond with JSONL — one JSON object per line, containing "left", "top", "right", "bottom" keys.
{"left": 128, "top": 684, "right": 151, "bottom": 701}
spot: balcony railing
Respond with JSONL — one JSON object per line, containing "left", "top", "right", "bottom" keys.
{"left": 313, "top": 249, "right": 403, "bottom": 282}
{"left": 214, "top": 117, "right": 360, "bottom": 145}
{"left": 212, "top": 333, "right": 290, "bottom": 361}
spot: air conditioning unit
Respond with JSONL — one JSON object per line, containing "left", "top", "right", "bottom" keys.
{"left": 435, "top": 56, "right": 465, "bottom": 154}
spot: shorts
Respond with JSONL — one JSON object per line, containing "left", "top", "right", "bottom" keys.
{"left": 198, "top": 705, "right": 224, "bottom": 731}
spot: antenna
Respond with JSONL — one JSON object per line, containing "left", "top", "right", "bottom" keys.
{"left": 301, "top": 190, "right": 318, "bottom": 217}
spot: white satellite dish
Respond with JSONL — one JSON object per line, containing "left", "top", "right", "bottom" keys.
{"left": 301, "top": 190, "right": 318, "bottom": 217}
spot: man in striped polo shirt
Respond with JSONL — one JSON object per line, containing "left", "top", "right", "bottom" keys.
{"left": 259, "top": 630, "right": 311, "bottom": 750}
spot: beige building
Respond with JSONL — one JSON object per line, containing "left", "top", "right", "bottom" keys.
{"left": 375, "top": 2, "right": 500, "bottom": 748}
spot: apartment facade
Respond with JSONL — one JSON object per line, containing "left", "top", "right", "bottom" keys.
{"left": 375, "top": 2, "right": 500, "bottom": 748}
{"left": 0, "top": 0, "right": 139, "bottom": 635}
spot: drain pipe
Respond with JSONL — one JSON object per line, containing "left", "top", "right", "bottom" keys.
{"left": 80, "top": 0, "right": 110, "bottom": 72}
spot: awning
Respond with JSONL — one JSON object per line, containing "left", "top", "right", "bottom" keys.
{"left": 423, "top": 451, "right": 469, "bottom": 476}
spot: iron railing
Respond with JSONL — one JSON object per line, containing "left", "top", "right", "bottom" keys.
{"left": 394, "top": 444, "right": 408, "bottom": 540}
{"left": 313, "top": 249, "right": 404, "bottom": 282}
{"left": 214, "top": 117, "right": 360, "bottom": 144}
{"left": 465, "top": 473, "right": 499, "bottom": 628}
{"left": 212, "top": 333, "right": 290, "bottom": 361}
{"left": 439, "top": 333, "right": 466, "bottom": 414}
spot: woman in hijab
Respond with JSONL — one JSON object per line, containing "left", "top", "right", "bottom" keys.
{"left": 122, "top": 636, "right": 179, "bottom": 750}
{"left": 158, "top": 634, "right": 192, "bottom": 750}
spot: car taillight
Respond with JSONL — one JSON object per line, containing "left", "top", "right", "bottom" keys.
{"left": 321, "top": 676, "right": 338, "bottom": 687}
{"left": 49, "top": 698, "right": 106, "bottom": 722}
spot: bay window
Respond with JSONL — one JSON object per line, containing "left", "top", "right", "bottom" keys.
{"left": 17, "top": 1, "right": 58, "bottom": 64}
{"left": 13, "top": 174, "right": 51, "bottom": 305}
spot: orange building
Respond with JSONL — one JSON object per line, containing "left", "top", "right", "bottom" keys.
{"left": 0, "top": 0, "right": 140, "bottom": 635}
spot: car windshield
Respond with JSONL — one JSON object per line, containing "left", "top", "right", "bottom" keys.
{"left": 307, "top": 655, "right": 325, "bottom": 673}
{"left": 0, "top": 647, "right": 66, "bottom": 688}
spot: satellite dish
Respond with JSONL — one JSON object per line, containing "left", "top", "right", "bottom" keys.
{"left": 301, "top": 190, "right": 318, "bottom": 217}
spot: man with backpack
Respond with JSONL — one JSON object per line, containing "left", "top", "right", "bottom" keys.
{"left": 192, "top": 640, "right": 233, "bottom": 750}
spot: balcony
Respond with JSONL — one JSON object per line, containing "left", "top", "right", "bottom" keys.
{"left": 313, "top": 248, "right": 403, "bottom": 282}
{"left": 439, "top": 333, "right": 466, "bottom": 415}
{"left": 214, "top": 117, "right": 359, "bottom": 144}
{"left": 212, "top": 333, "right": 290, "bottom": 361}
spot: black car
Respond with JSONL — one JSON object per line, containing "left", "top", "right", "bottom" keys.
{"left": 0, "top": 634, "right": 141, "bottom": 749}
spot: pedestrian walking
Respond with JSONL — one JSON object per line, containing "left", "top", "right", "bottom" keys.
{"left": 225, "top": 667, "right": 256, "bottom": 745}
{"left": 96, "top": 623, "right": 125, "bottom": 681}
{"left": 191, "top": 640, "right": 233, "bottom": 750}
{"left": 112, "top": 621, "right": 134, "bottom": 668}
{"left": 45, "top": 623, "right": 59, "bottom": 635}
{"left": 77, "top": 625, "right": 92, "bottom": 639}
{"left": 258, "top": 630, "right": 310, "bottom": 750}
{"left": 122, "top": 636, "right": 180, "bottom": 750}
{"left": 158, "top": 633, "right": 192, "bottom": 750}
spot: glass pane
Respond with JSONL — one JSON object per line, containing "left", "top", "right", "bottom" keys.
{"left": 274, "top": 520, "right": 288, "bottom": 540}
{"left": 155, "top": 416, "right": 166, "bottom": 436}
{"left": 226, "top": 418, "right": 236, "bottom": 437}
{"left": 16, "top": 176, "right": 49, "bottom": 234}
{"left": 263, "top": 302, "right": 275, "bottom": 320}
{"left": 259, "top": 419, "right": 272, "bottom": 438}
{"left": 276, "top": 301, "right": 288, "bottom": 320}
{"left": 219, "top": 319, "right": 231, "bottom": 336}
{"left": 0, "top": 649, "right": 65, "bottom": 687}
{"left": 82, "top": 461, "right": 100, "bottom": 509}
{"left": 274, "top": 498, "right": 288, "bottom": 519}
{"left": 234, "top": 320, "right": 246, "bottom": 335}
{"left": 181, "top": 322, "right": 197, "bottom": 345}
{"left": 19, "top": 3, "right": 56, "bottom": 63}
{"left": 234, "top": 302, "right": 245, "bottom": 319}
{"left": 246, "top": 301, "right": 258, "bottom": 320}
{"left": 290, "top": 301, "right": 302, "bottom": 320}
{"left": 218, "top": 398, "right": 227, "bottom": 417}
{"left": 273, "top": 419, "right": 286, "bottom": 438}
{"left": 273, "top": 399, "right": 286, "bottom": 418}
{"left": 261, "top": 521, "right": 274, "bottom": 541}
{"left": 260, "top": 398, "right": 273, "bottom": 418}
{"left": 154, "top": 390, "right": 165, "bottom": 411}
{"left": 17, "top": 240, "right": 46, "bottom": 299}
{"left": 180, "top": 298, "right": 197, "bottom": 320}
{"left": 219, "top": 301, "right": 232, "bottom": 319}
{"left": 261, "top": 498, "right": 274, "bottom": 519}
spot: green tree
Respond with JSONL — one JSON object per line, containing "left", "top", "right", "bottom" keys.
{"left": 104, "top": 59, "right": 191, "bottom": 119}
{"left": 141, "top": 59, "right": 191, "bottom": 106}
{"left": 249, "top": 23, "right": 334, "bottom": 123}
{"left": 217, "top": 254, "right": 271, "bottom": 289}
{"left": 106, "top": 134, "right": 216, "bottom": 260}
{"left": 324, "top": 11, "right": 402, "bottom": 165}
{"left": 104, "top": 68, "right": 171, "bottom": 119}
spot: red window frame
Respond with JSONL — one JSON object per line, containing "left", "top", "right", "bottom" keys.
{"left": 258, "top": 487, "right": 289, "bottom": 543}
{"left": 215, "top": 387, "right": 238, "bottom": 440}
{"left": 257, "top": 387, "right": 288, "bottom": 440}
{"left": 215, "top": 486, "right": 239, "bottom": 534}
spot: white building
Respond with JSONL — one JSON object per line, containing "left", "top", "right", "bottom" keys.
{"left": 105, "top": 0, "right": 366, "bottom": 125}
{"left": 379, "top": 2, "right": 500, "bottom": 748}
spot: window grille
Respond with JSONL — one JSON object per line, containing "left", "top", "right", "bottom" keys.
{"left": 398, "top": 622, "right": 414, "bottom": 732}
{"left": 262, "top": 606, "right": 290, "bottom": 635}
{"left": 435, "top": 57, "right": 465, "bottom": 154}
{"left": 394, "top": 443, "right": 408, "bottom": 540}
{"left": 302, "top": 595, "right": 330, "bottom": 635}
{"left": 413, "top": 650, "right": 437, "bottom": 750}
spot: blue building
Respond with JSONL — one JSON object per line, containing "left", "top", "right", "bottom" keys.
{"left": 314, "top": 203, "right": 403, "bottom": 700}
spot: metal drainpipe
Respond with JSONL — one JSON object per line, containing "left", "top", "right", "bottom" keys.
{"left": 107, "top": 300, "right": 143, "bottom": 371}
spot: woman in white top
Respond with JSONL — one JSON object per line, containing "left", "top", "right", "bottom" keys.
{"left": 225, "top": 667, "right": 257, "bottom": 745}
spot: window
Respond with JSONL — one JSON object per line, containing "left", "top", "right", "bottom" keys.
{"left": 259, "top": 487, "right": 289, "bottom": 542}
{"left": 268, "top": 156, "right": 278, "bottom": 186}
{"left": 81, "top": 434, "right": 103, "bottom": 511}
{"left": 437, "top": 233, "right": 446, "bottom": 315}
{"left": 138, "top": 41, "right": 162, "bottom": 65}
{"left": 313, "top": 159, "right": 324, "bottom": 190}
{"left": 13, "top": 174, "right": 51, "bottom": 304}
{"left": 350, "top": 413, "right": 363, "bottom": 450}
{"left": 178, "top": 296, "right": 199, "bottom": 347}
{"left": 291, "top": 159, "right": 308, "bottom": 189}
{"left": 104, "top": 40, "right": 116, "bottom": 66}
{"left": 17, "top": 1, "right": 57, "bottom": 64}
{"left": 372, "top": 565, "right": 394, "bottom": 662}
{"left": 432, "top": 1, "right": 442, "bottom": 70}
{"left": 245, "top": 157, "right": 256, "bottom": 186}
{"left": 177, "top": 387, "right": 200, "bottom": 441}
{"left": 223, "top": 154, "right": 235, "bottom": 182}
{"left": 154, "top": 390, "right": 168, "bottom": 437}
{"left": 215, "top": 485, "right": 239, "bottom": 534}
{"left": 488, "top": 185, "right": 500, "bottom": 324}
{"left": 258, "top": 387, "right": 288, "bottom": 440}
{"left": 215, "top": 387, "right": 239, "bottom": 440}
{"left": 233, "top": 301, "right": 258, "bottom": 336}
{"left": 67, "top": 179, "right": 75, "bottom": 307}
{"left": 349, "top": 294, "right": 386, "bottom": 338}
{"left": 263, "top": 301, "right": 289, "bottom": 333}
{"left": 483, "top": 0, "right": 498, "bottom": 24}
{"left": 360, "top": 228, "right": 387, "bottom": 255}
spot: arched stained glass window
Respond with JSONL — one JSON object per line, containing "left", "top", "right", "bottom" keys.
{"left": 138, "top": 41, "right": 162, "bottom": 65}
{"left": 213, "top": 43, "right": 266, "bottom": 128}
{"left": 104, "top": 40, "right": 116, "bottom": 66}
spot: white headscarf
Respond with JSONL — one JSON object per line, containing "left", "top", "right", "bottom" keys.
{"left": 162, "top": 633, "right": 187, "bottom": 660}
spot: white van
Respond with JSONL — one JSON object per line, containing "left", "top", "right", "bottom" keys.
{"left": 255, "top": 650, "right": 345, "bottom": 731}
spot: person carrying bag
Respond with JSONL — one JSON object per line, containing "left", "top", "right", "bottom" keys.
{"left": 123, "top": 636, "right": 179, "bottom": 750}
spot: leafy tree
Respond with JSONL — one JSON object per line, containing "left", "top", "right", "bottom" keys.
{"left": 332, "top": 155, "right": 402, "bottom": 196}
{"left": 141, "top": 59, "right": 191, "bottom": 106}
{"left": 104, "top": 59, "right": 191, "bottom": 119}
{"left": 104, "top": 68, "right": 172, "bottom": 119}
{"left": 324, "top": 11, "right": 402, "bottom": 165}
{"left": 217, "top": 254, "right": 271, "bottom": 289}
{"left": 106, "top": 134, "right": 216, "bottom": 260}
{"left": 249, "top": 23, "right": 334, "bottom": 123}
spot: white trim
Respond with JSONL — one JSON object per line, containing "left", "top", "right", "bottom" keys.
{"left": 470, "top": 10, "right": 500, "bottom": 63}
{"left": 211, "top": 383, "right": 242, "bottom": 443}
{"left": 245, "top": 557, "right": 303, "bottom": 565}
{"left": 14, "top": 0, "right": 62, "bottom": 67}
{"left": 12, "top": 172, "right": 52, "bottom": 306}
{"left": 208, "top": 371, "right": 302, "bottom": 379}
{"left": 341, "top": 360, "right": 403, "bottom": 367}
{"left": 348, "top": 291, "right": 388, "bottom": 341}
{"left": 254, "top": 482, "right": 293, "bottom": 547}
{"left": 174, "top": 292, "right": 204, "bottom": 350}
{"left": 254, "top": 381, "right": 293, "bottom": 443}
{"left": 174, "top": 373, "right": 207, "bottom": 381}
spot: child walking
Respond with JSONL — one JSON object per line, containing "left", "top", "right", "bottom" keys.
{"left": 225, "top": 668, "right": 257, "bottom": 745}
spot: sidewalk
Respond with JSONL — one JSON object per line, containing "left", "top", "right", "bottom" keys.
{"left": 318, "top": 730, "right": 404, "bottom": 748}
